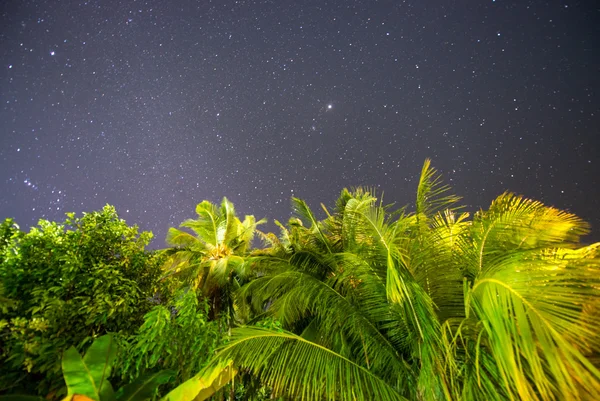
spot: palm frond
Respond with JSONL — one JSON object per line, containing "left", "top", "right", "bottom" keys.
{"left": 219, "top": 197, "right": 238, "bottom": 245}
{"left": 274, "top": 219, "right": 291, "bottom": 245}
{"left": 160, "top": 249, "right": 203, "bottom": 281}
{"left": 441, "top": 318, "right": 509, "bottom": 401}
{"left": 467, "top": 253, "right": 600, "bottom": 400}
{"left": 178, "top": 200, "right": 219, "bottom": 247}
{"left": 214, "top": 326, "right": 409, "bottom": 401}
{"left": 234, "top": 215, "right": 267, "bottom": 254}
{"left": 292, "top": 197, "right": 333, "bottom": 254}
{"left": 410, "top": 210, "right": 470, "bottom": 322}
{"left": 339, "top": 190, "right": 378, "bottom": 250}
{"left": 288, "top": 250, "right": 336, "bottom": 279}
{"left": 267, "top": 270, "right": 410, "bottom": 381}
{"left": 415, "top": 159, "right": 461, "bottom": 222}
{"left": 165, "top": 227, "right": 203, "bottom": 248}
{"left": 461, "top": 193, "right": 590, "bottom": 279}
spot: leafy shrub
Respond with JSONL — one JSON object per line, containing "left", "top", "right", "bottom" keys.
{"left": 0, "top": 206, "right": 166, "bottom": 397}
{"left": 115, "top": 289, "right": 222, "bottom": 395}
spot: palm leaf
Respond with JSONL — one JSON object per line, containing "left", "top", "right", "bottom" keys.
{"left": 410, "top": 210, "right": 470, "bottom": 322}
{"left": 466, "top": 193, "right": 590, "bottom": 278}
{"left": 159, "top": 250, "right": 203, "bottom": 283}
{"left": 260, "top": 269, "right": 409, "bottom": 381}
{"left": 178, "top": 200, "right": 219, "bottom": 247}
{"left": 165, "top": 227, "right": 202, "bottom": 248}
{"left": 219, "top": 197, "right": 238, "bottom": 245}
{"left": 234, "top": 215, "right": 267, "bottom": 254}
{"left": 162, "top": 360, "right": 236, "bottom": 401}
{"left": 468, "top": 253, "right": 600, "bottom": 400}
{"left": 415, "top": 159, "right": 461, "bottom": 222}
{"left": 62, "top": 336, "right": 117, "bottom": 401}
{"left": 292, "top": 197, "right": 332, "bottom": 254}
{"left": 215, "top": 326, "right": 408, "bottom": 401}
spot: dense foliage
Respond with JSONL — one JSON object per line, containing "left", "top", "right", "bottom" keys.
{"left": 1, "top": 160, "right": 599, "bottom": 401}
{"left": 210, "top": 160, "right": 600, "bottom": 400}
{"left": 61, "top": 334, "right": 174, "bottom": 401}
{"left": 162, "top": 197, "right": 266, "bottom": 324}
{"left": 0, "top": 206, "right": 165, "bottom": 396}
{"left": 115, "top": 289, "right": 223, "bottom": 392}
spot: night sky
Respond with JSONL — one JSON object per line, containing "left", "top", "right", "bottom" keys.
{"left": 1, "top": 0, "right": 599, "bottom": 247}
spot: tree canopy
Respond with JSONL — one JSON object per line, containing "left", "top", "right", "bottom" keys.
{"left": 1, "top": 161, "right": 599, "bottom": 401}
{"left": 0, "top": 206, "right": 165, "bottom": 396}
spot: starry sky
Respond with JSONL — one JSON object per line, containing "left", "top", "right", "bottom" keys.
{"left": 1, "top": 0, "right": 599, "bottom": 247}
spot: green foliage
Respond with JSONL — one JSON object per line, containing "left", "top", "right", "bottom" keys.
{"left": 162, "top": 360, "right": 236, "bottom": 401}
{"left": 116, "top": 372, "right": 174, "bottom": 401}
{"left": 161, "top": 198, "right": 265, "bottom": 324}
{"left": 61, "top": 334, "right": 173, "bottom": 401}
{"left": 2, "top": 160, "right": 600, "bottom": 401}
{"left": 211, "top": 327, "right": 407, "bottom": 401}
{"left": 0, "top": 207, "right": 166, "bottom": 397}
{"left": 219, "top": 160, "right": 600, "bottom": 400}
{"left": 0, "top": 335, "right": 173, "bottom": 401}
{"left": 62, "top": 335, "right": 118, "bottom": 401}
{"left": 0, "top": 218, "right": 22, "bottom": 263}
{"left": 115, "top": 289, "right": 222, "bottom": 394}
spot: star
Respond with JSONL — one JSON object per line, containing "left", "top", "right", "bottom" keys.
{"left": 0, "top": 0, "right": 597, "bottom": 248}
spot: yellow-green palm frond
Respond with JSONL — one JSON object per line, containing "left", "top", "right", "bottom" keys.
{"left": 441, "top": 319, "right": 510, "bottom": 401}
{"left": 213, "top": 326, "right": 409, "bottom": 401}
{"left": 219, "top": 197, "right": 239, "bottom": 246}
{"left": 475, "top": 192, "right": 589, "bottom": 253}
{"left": 274, "top": 219, "right": 291, "bottom": 247}
{"left": 253, "top": 229, "right": 285, "bottom": 256}
{"left": 165, "top": 227, "right": 204, "bottom": 248}
{"left": 430, "top": 210, "right": 471, "bottom": 251}
{"left": 179, "top": 200, "right": 220, "bottom": 248}
{"left": 466, "top": 251, "right": 600, "bottom": 400}
{"left": 233, "top": 215, "right": 267, "bottom": 254}
{"left": 338, "top": 189, "right": 379, "bottom": 250}
{"left": 415, "top": 158, "right": 461, "bottom": 222}
{"left": 406, "top": 210, "right": 470, "bottom": 323}
{"left": 160, "top": 249, "right": 204, "bottom": 282}
{"left": 292, "top": 197, "right": 333, "bottom": 254}
{"left": 265, "top": 271, "right": 409, "bottom": 378}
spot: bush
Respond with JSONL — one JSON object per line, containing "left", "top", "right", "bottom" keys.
{"left": 115, "top": 288, "right": 223, "bottom": 396}
{"left": 0, "top": 206, "right": 166, "bottom": 397}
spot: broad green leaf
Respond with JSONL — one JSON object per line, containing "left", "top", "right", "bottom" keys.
{"left": 62, "top": 335, "right": 118, "bottom": 401}
{"left": 162, "top": 360, "right": 236, "bottom": 401}
{"left": 116, "top": 370, "right": 175, "bottom": 401}
{"left": 82, "top": 334, "right": 118, "bottom": 400}
{"left": 62, "top": 346, "right": 101, "bottom": 401}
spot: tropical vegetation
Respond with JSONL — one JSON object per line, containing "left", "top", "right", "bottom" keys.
{"left": 1, "top": 160, "right": 599, "bottom": 401}
{"left": 0, "top": 207, "right": 166, "bottom": 397}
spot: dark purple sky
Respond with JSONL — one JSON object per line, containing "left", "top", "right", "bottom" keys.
{"left": 1, "top": 0, "right": 599, "bottom": 247}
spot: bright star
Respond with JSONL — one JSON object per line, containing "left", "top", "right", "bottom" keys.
{"left": 327, "top": 104, "right": 333, "bottom": 109}
{"left": 50, "top": 51, "right": 55, "bottom": 56}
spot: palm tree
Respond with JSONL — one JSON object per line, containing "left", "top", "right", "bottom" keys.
{"left": 161, "top": 197, "right": 266, "bottom": 322}
{"left": 202, "top": 160, "right": 600, "bottom": 401}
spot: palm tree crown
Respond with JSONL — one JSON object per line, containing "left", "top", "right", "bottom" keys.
{"left": 203, "top": 159, "right": 600, "bottom": 401}
{"left": 162, "top": 197, "right": 266, "bottom": 319}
